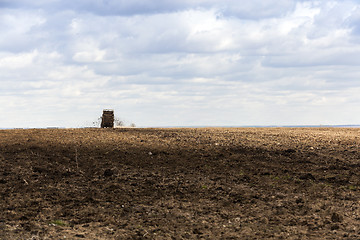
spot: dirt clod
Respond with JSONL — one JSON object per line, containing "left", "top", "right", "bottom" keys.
{"left": 331, "top": 212, "right": 343, "bottom": 223}
{"left": 103, "top": 169, "right": 114, "bottom": 177}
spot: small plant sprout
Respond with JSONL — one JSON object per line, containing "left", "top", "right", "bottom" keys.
{"left": 49, "top": 220, "right": 67, "bottom": 226}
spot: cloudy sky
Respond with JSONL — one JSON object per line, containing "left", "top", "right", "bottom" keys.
{"left": 1, "top": 0, "right": 360, "bottom": 128}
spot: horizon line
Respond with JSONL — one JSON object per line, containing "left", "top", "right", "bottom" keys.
{"left": 2, "top": 124, "right": 360, "bottom": 130}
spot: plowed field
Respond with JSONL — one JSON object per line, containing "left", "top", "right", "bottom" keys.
{"left": 0, "top": 128, "right": 359, "bottom": 239}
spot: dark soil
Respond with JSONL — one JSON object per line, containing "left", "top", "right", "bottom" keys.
{"left": 0, "top": 128, "right": 359, "bottom": 239}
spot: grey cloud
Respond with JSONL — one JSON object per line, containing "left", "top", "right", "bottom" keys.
{"left": 75, "top": 0, "right": 297, "bottom": 19}
{"left": 348, "top": 6, "right": 360, "bottom": 36}
{"left": 0, "top": 0, "right": 196, "bottom": 15}
{"left": 215, "top": 0, "right": 297, "bottom": 19}
{"left": 262, "top": 50, "right": 360, "bottom": 68}
{"left": 0, "top": 10, "right": 46, "bottom": 52}
{"left": 1, "top": 0, "right": 298, "bottom": 19}
{"left": 306, "top": 1, "right": 356, "bottom": 39}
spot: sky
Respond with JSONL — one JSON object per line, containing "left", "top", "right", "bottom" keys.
{"left": 1, "top": 0, "right": 360, "bottom": 128}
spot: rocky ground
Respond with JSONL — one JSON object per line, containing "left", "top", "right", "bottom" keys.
{"left": 0, "top": 127, "right": 359, "bottom": 239}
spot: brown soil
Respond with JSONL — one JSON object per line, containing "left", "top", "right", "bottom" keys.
{"left": 0, "top": 128, "right": 359, "bottom": 239}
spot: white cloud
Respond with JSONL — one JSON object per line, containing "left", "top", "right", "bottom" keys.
{"left": 1, "top": 0, "right": 360, "bottom": 127}
{"left": 0, "top": 51, "right": 37, "bottom": 69}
